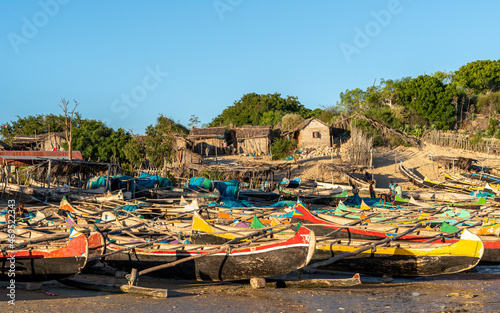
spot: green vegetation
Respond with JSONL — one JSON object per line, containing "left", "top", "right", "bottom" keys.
{"left": 209, "top": 93, "right": 313, "bottom": 127}
{"left": 2, "top": 59, "right": 500, "bottom": 168}
{"left": 270, "top": 138, "right": 297, "bottom": 160}
{"left": 0, "top": 113, "right": 77, "bottom": 144}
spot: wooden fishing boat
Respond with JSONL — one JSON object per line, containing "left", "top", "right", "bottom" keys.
{"left": 399, "top": 164, "right": 427, "bottom": 188}
{"left": 0, "top": 229, "right": 88, "bottom": 281}
{"left": 292, "top": 202, "right": 500, "bottom": 263}
{"left": 344, "top": 173, "right": 373, "bottom": 188}
{"left": 393, "top": 194, "right": 487, "bottom": 210}
{"left": 313, "top": 229, "right": 484, "bottom": 276}
{"left": 462, "top": 172, "right": 500, "bottom": 184}
{"left": 423, "top": 177, "right": 483, "bottom": 194}
{"left": 103, "top": 225, "right": 316, "bottom": 281}
{"left": 278, "top": 183, "right": 347, "bottom": 204}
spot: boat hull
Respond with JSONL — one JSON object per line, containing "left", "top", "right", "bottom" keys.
{"left": 104, "top": 227, "right": 316, "bottom": 281}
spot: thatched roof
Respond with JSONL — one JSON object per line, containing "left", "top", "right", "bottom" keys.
{"left": 11, "top": 132, "right": 66, "bottom": 145}
{"left": 23, "top": 159, "right": 116, "bottom": 182}
{"left": 282, "top": 118, "right": 330, "bottom": 136}
{"left": 189, "top": 127, "right": 226, "bottom": 139}
{"left": 235, "top": 125, "right": 271, "bottom": 139}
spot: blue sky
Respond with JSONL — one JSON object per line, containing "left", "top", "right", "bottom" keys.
{"left": 1, "top": 1, "right": 499, "bottom": 134}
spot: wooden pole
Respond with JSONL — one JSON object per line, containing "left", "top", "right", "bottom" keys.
{"left": 106, "top": 163, "right": 111, "bottom": 191}
{"left": 47, "top": 159, "right": 52, "bottom": 189}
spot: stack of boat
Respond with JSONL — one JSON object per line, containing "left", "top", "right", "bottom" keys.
{"left": 1, "top": 188, "right": 497, "bottom": 285}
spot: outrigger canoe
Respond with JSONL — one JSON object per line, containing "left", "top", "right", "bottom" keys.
{"left": 103, "top": 225, "right": 316, "bottom": 281}
{"left": 292, "top": 202, "right": 500, "bottom": 263}
{"left": 0, "top": 228, "right": 88, "bottom": 281}
{"left": 314, "top": 229, "right": 484, "bottom": 276}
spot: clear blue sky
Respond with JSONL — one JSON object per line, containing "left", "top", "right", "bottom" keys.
{"left": 1, "top": 1, "right": 499, "bottom": 134}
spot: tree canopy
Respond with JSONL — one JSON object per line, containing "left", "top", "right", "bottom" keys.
{"left": 454, "top": 60, "right": 500, "bottom": 94}
{"left": 144, "top": 115, "right": 178, "bottom": 168}
{"left": 63, "top": 119, "right": 131, "bottom": 163}
{"left": 209, "top": 93, "right": 313, "bottom": 127}
{"left": 0, "top": 113, "right": 80, "bottom": 144}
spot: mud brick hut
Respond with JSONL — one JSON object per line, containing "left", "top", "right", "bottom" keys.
{"left": 235, "top": 125, "right": 272, "bottom": 155}
{"left": 282, "top": 118, "right": 332, "bottom": 149}
{"left": 188, "top": 126, "right": 227, "bottom": 156}
{"left": 11, "top": 132, "right": 67, "bottom": 151}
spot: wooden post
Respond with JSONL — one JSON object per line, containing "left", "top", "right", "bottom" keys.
{"left": 47, "top": 159, "right": 52, "bottom": 189}
{"left": 370, "top": 148, "right": 373, "bottom": 169}
{"left": 106, "top": 163, "right": 111, "bottom": 191}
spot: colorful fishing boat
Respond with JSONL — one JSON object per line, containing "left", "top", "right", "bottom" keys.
{"left": 314, "top": 229, "right": 484, "bottom": 276}
{"left": 103, "top": 225, "right": 316, "bottom": 281}
{"left": 292, "top": 202, "right": 500, "bottom": 263}
{"left": 0, "top": 228, "right": 88, "bottom": 281}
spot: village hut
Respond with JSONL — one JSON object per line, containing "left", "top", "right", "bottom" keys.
{"left": 172, "top": 135, "right": 202, "bottom": 166}
{"left": 282, "top": 117, "right": 332, "bottom": 149}
{"left": 188, "top": 127, "right": 227, "bottom": 156}
{"left": 10, "top": 132, "right": 66, "bottom": 151}
{"left": 234, "top": 125, "right": 272, "bottom": 155}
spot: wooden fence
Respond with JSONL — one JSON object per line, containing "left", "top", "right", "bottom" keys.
{"left": 423, "top": 130, "right": 500, "bottom": 154}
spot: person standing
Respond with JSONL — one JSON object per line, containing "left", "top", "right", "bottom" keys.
{"left": 395, "top": 183, "right": 402, "bottom": 198}
{"left": 389, "top": 181, "right": 395, "bottom": 200}
{"left": 369, "top": 181, "right": 375, "bottom": 199}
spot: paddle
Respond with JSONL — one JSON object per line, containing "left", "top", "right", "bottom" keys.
{"left": 303, "top": 222, "right": 426, "bottom": 270}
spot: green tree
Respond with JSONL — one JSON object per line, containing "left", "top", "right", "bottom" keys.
{"left": 393, "top": 75, "right": 458, "bottom": 130}
{"left": 188, "top": 115, "right": 200, "bottom": 128}
{"left": 454, "top": 60, "right": 500, "bottom": 94}
{"left": 0, "top": 113, "right": 78, "bottom": 144}
{"left": 64, "top": 119, "right": 130, "bottom": 162}
{"left": 281, "top": 113, "right": 304, "bottom": 131}
{"left": 210, "top": 93, "right": 312, "bottom": 127}
{"left": 144, "top": 115, "right": 177, "bottom": 168}
{"left": 123, "top": 136, "right": 146, "bottom": 168}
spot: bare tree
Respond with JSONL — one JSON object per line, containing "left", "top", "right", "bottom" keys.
{"left": 59, "top": 98, "right": 79, "bottom": 161}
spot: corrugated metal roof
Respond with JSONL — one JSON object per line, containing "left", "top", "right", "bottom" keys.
{"left": 0, "top": 150, "right": 83, "bottom": 166}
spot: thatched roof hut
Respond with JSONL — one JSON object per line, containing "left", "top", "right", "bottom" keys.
{"left": 188, "top": 127, "right": 227, "bottom": 156}
{"left": 234, "top": 125, "right": 272, "bottom": 155}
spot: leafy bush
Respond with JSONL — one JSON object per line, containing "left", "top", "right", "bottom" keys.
{"left": 271, "top": 138, "right": 297, "bottom": 160}
{"left": 470, "top": 130, "right": 484, "bottom": 146}
{"left": 477, "top": 91, "right": 500, "bottom": 114}
{"left": 486, "top": 118, "right": 498, "bottom": 137}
